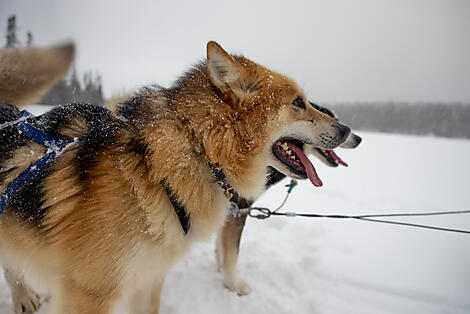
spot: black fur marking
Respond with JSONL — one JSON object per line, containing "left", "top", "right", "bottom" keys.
{"left": 34, "top": 103, "right": 115, "bottom": 137}
{"left": 57, "top": 105, "right": 122, "bottom": 183}
{"left": 117, "top": 86, "right": 172, "bottom": 124}
{"left": 8, "top": 166, "right": 52, "bottom": 225}
{"left": 0, "top": 104, "right": 27, "bottom": 166}
{"left": 309, "top": 101, "right": 337, "bottom": 119}
{"left": 266, "top": 166, "right": 287, "bottom": 188}
{"left": 170, "top": 61, "right": 206, "bottom": 91}
{"left": 128, "top": 138, "right": 150, "bottom": 157}
{"left": 0, "top": 103, "right": 22, "bottom": 123}
{"left": 161, "top": 180, "right": 191, "bottom": 235}
{"left": 117, "top": 94, "right": 147, "bottom": 122}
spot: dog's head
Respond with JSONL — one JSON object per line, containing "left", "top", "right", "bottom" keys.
{"left": 204, "top": 41, "right": 350, "bottom": 195}
{"left": 306, "top": 102, "right": 362, "bottom": 168}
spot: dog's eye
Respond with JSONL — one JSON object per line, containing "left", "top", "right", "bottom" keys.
{"left": 292, "top": 97, "right": 306, "bottom": 110}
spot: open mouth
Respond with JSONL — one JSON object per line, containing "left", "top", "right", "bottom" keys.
{"left": 315, "top": 148, "right": 348, "bottom": 167}
{"left": 272, "top": 138, "right": 323, "bottom": 187}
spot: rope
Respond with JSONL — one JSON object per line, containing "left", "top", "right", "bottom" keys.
{"left": 272, "top": 180, "right": 297, "bottom": 213}
{"left": 248, "top": 207, "right": 470, "bottom": 234}
{"left": 242, "top": 179, "right": 470, "bottom": 235}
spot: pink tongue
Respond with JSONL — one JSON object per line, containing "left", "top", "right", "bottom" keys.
{"left": 287, "top": 143, "right": 323, "bottom": 187}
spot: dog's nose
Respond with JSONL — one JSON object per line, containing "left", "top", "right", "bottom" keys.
{"left": 338, "top": 124, "right": 351, "bottom": 142}
{"left": 354, "top": 134, "right": 362, "bottom": 146}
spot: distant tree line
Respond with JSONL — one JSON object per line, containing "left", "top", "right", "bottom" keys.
{"left": 329, "top": 102, "right": 470, "bottom": 139}
{"left": 40, "top": 69, "right": 104, "bottom": 106}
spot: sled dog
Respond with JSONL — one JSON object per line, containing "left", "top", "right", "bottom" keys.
{"left": 215, "top": 103, "right": 362, "bottom": 295}
{"left": 0, "top": 41, "right": 349, "bottom": 313}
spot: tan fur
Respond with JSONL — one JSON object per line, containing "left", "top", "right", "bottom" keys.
{"left": 105, "top": 91, "right": 131, "bottom": 112}
{"left": 0, "top": 143, "right": 46, "bottom": 193}
{"left": 0, "top": 43, "right": 74, "bottom": 107}
{"left": 0, "top": 41, "right": 347, "bottom": 313}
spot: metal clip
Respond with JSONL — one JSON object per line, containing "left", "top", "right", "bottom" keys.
{"left": 248, "top": 207, "right": 272, "bottom": 219}
{"left": 228, "top": 201, "right": 250, "bottom": 217}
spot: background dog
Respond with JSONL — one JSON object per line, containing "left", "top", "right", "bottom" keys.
{"left": 215, "top": 104, "right": 361, "bottom": 295}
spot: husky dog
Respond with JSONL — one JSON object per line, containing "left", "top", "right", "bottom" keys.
{"left": 0, "top": 43, "right": 74, "bottom": 107}
{"left": 0, "top": 41, "right": 349, "bottom": 313}
{"left": 215, "top": 103, "right": 361, "bottom": 295}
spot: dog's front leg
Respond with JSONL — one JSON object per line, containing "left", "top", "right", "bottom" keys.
{"left": 4, "top": 267, "right": 40, "bottom": 313}
{"left": 217, "top": 215, "right": 252, "bottom": 296}
{"left": 128, "top": 275, "right": 166, "bottom": 314}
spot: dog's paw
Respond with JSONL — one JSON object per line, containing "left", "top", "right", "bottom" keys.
{"left": 224, "top": 278, "right": 252, "bottom": 296}
{"left": 11, "top": 291, "right": 40, "bottom": 313}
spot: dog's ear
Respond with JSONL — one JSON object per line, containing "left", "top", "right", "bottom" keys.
{"left": 207, "top": 41, "right": 240, "bottom": 91}
{"left": 206, "top": 41, "right": 244, "bottom": 103}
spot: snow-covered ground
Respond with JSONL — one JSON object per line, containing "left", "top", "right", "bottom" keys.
{"left": 1, "top": 107, "right": 469, "bottom": 313}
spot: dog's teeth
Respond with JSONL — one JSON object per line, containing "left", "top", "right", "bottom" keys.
{"left": 281, "top": 142, "right": 288, "bottom": 150}
{"left": 290, "top": 155, "right": 296, "bottom": 160}
{"left": 286, "top": 149, "right": 292, "bottom": 155}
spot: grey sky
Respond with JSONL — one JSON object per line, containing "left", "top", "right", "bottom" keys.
{"left": 1, "top": 0, "right": 469, "bottom": 103}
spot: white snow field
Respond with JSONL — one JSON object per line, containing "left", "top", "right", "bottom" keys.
{"left": 0, "top": 107, "right": 469, "bottom": 313}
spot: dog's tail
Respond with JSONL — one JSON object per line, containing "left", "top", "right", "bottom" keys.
{"left": 0, "top": 43, "right": 75, "bottom": 108}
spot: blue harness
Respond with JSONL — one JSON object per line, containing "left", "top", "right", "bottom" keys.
{"left": 0, "top": 110, "right": 199, "bottom": 235}
{"left": 0, "top": 111, "right": 74, "bottom": 216}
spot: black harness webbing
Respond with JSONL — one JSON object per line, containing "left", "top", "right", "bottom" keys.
{"left": 161, "top": 181, "right": 191, "bottom": 235}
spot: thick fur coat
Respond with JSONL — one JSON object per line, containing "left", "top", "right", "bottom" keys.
{"left": 0, "top": 41, "right": 348, "bottom": 313}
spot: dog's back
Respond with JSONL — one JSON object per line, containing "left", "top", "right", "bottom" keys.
{"left": 0, "top": 103, "right": 117, "bottom": 201}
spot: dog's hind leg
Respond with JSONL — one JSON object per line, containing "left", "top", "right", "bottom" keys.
{"left": 4, "top": 267, "right": 40, "bottom": 313}
{"left": 215, "top": 229, "right": 222, "bottom": 271}
{"left": 217, "top": 215, "right": 252, "bottom": 296}
{"left": 128, "top": 275, "right": 166, "bottom": 314}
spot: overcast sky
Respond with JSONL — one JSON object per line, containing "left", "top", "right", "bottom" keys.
{"left": 1, "top": 0, "right": 469, "bottom": 103}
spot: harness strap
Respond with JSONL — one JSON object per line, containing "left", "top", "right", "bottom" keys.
{"left": 17, "top": 113, "right": 71, "bottom": 150}
{"left": 161, "top": 180, "right": 191, "bottom": 235}
{"left": 200, "top": 146, "right": 234, "bottom": 201}
{"left": 0, "top": 111, "right": 73, "bottom": 216}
